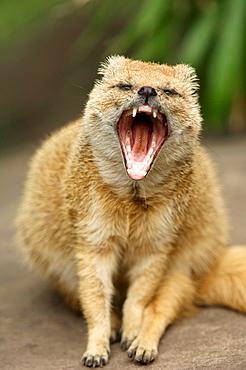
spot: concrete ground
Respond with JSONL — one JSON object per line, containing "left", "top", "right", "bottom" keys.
{"left": 1, "top": 137, "right": 246, "bottom": 370}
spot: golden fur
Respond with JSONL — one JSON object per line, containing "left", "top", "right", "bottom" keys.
{"left": 16, "top": 56, "right": 246, "bottom": 367}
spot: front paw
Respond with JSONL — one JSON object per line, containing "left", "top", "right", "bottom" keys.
{"left": 127, "top": 337, "right": 158, "bottom": 365}
{"left": 81, "top": 348, "right": 110, "bottom": 368}
{"left": 121, "top": 337, "right": 135, "bottom": 352}
{"left": 121, "top": 313, "right": 142, "bottom": 351}
{"left": 121, "top": 324, "right": 140, "bottom": 351}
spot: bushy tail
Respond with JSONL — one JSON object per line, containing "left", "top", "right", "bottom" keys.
{"left": 198, "top": 245, "right": 246, "bottom": 313}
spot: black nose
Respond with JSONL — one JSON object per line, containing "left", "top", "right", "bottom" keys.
{"left": 138, "top": 86, "right": 157, "bottom": 99}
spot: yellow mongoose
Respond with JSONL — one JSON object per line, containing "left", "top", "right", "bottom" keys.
{"left": 16, "top": 56, "right": 246, "bottom": 367}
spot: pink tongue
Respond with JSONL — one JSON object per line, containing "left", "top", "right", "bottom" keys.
{"left": 131, "top": 121, "right": 151, "bottom": 161}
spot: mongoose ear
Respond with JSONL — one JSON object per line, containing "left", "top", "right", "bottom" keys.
{"left": 98, "top": 55, "right": 126, "bottom": 77}
{"left": 173, "top": 64, "right": 199, "bottom": 92}
{"left": 174, "top": 64, "right": 197, "bottom": 82}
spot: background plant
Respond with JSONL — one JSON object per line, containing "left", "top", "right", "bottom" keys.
{"left": 0, "top": 0, "right": 245, "bottom": 150}
{"left": 100, "top": 0, "right": 246, "bottom": 134}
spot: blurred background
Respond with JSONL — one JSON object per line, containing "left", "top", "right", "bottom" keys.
{"left": 1, "top": 3, "right": 246, "bottom": 368}
{"left": 0, "top": 0, "right": 246, "bottom": 152}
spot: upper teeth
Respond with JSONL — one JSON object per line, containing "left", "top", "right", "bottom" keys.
{"left": 132, "top": 108, "right": 137, "bottom": 118}
{"left": 131, "top": 105, "right": 160, "bottom": 120}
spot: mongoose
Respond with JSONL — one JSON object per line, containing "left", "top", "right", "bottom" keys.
{"left": 16, "top": 56, "right": 246, "bottom": 367}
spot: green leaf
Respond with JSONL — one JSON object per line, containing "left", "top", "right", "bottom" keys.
{"left": 178, "top": 2, "right": 218, "bottom": 66}
{"left": 206, "top": 0, "right": 246, "bottom": 127}
{"left": 0, "top": 0, "right": 63, "bottom": 46}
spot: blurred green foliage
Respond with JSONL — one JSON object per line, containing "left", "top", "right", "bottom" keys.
{"left": 102, "top": 0, "right": 246, "bottom": 133}
{"left": 0, "top": 0, "right": 245, "bottom": 147}
{"left": 0, "top": 0, "right": 59, "bottom": 47}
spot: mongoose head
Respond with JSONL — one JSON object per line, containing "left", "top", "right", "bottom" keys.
{"left": 84, "top": 56, "right": 202, "bottom": 181}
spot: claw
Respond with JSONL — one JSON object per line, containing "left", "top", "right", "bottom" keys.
{"left": 128, "top": 349, "right": 136, "bottom": 359}
{"left": 92, "top": 356, "right": 100, "bottom": 367}
{"left": 100, "top": 357, "right": 106, "bottom": 367}
{"left": 135, "top": 353, "right": 144, "bottom": 364}
{"left": 81, "top": 352, "right": 110, "bottom": 368}
{"left": 127, "top": 343, "right": 157, "bottom": 365}
{"left": 150, "top": 353, "right": 155, "bottom": 362}
{"left": 121, "top": 340, "right": 130, "bottom": 351}
{"left": 86, "top": 356, "right": 93, "bottom": 367}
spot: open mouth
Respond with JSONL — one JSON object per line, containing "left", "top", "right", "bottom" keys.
{"left": 117, "top": 104, "right": 168, "bottom": 180}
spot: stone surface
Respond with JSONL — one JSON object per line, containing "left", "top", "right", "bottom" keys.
{"left": 1, "top": 137, "right": 246, "bottom": 370}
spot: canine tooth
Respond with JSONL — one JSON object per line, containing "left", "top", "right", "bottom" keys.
{"left": 153, "top": 111, "right": 157, "bottom": 118}
{"left": 132, "top": 108, "right": 137, "bottom": 117}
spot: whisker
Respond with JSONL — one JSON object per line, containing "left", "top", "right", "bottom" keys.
{"left": 71, "top": 84, "right": 85, "bottom": 90}
{"left": 40, "top": 122, "right": 82, "bottom": 149}
{"left": 202, "top": 141, "right": 222, "bottom": 159}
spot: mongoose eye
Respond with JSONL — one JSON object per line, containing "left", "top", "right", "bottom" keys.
{"left": 116, "top": 84, "right": 133, "bottom": 91}
{"left": 163, "top": 89, "right": 179, "bottom": 96}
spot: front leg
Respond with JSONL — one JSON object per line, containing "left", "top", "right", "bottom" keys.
{"left": 121, "top": 252, "right": 168, "bottom": 351}
{"left": 127, "top": 273, "right": 196, "bottom": 364}
{"left": 76, "top": 248, "right": 117, "bottom": 367}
